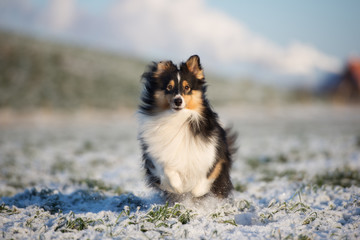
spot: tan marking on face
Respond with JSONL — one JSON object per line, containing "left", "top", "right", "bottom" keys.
{"left": 154, "top": 90, "right": 171, "bottom": 110}
{"left": 208, "top": 160, "right": 224, "bottom": 180}
{"left": 183, "top": 90, "right": 203, "bottom": 112}
{"left": 167, "top": 80, "right": 175, "bottom": 91}
{"left": 182, "top": 80, "right": 191, "bottom": 93}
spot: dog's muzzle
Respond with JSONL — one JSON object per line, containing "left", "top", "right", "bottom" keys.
{"left": 172, "top": 95, "right": 185, "bottom": 111}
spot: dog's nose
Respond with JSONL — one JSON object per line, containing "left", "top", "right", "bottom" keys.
{"left": 174, "top": 98, "right": 182, "bottom": 106}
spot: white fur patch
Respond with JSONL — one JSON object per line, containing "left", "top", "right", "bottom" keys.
{"left": 138, "top": 109, "right": 217, "bottom": 196}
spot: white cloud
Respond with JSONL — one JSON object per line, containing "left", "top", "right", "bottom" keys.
{"left": 43, "top": 0, "right": 75, "bottom": 31}
{"left": 0, "top": 0, "right": 341, "bottom": 81}
{"left": 106, "top": 0, "right": 340, "bottom": 77}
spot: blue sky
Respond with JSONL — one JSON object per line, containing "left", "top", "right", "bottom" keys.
{"left": 207, "top": 0, "right": 360, "bottom": 61}
{"left": 0, "top": 0, "right": 359, "bottom": 87}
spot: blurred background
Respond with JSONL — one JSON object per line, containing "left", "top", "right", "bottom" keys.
{"left": 0, "top": 1, "right": 360, "bottom": 224}
{"left": 0, "top": 0, "right": 359, "bottom": 113}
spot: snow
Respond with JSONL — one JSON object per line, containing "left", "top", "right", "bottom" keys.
{"left": 1, "top": 105, "right": 360, "bottom": 239}
{"left": 235, "top": 213, "right": 254, "bottom": 226}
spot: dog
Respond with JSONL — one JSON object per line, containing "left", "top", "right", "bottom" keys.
{"left": 138, "top": 55, "right": 236, "bottom": 201}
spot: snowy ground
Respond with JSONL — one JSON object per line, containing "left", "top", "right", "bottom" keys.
{"left": 1, "top": 105, "right": 360, "bottom": 239}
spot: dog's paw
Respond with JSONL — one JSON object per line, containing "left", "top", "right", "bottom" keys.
{"left": 159, "top": 175, "right": 172, "bottom": 192}
{"left": 169, "top": 171, "right": 184, "bottom": 194}
{"left": 161, "top": 169, "right": 184, "bottom": 194}
{"left": 191, "top": 178, "right": 211, "bottom": 197}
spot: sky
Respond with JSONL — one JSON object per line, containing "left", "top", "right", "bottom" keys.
{"left": 0, "top": 0, "right": 359, "bottom": 87}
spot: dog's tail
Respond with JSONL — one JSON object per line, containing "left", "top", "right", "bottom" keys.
{"left": 225, "top": 126, "right": 238, "bottom": 160}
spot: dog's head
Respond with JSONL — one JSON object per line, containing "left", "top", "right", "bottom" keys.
{"left": 141, "top": 55, "right": 206, "bottom": 114}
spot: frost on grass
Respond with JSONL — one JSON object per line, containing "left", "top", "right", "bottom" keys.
{"left": 1, "top": 106, "right": 360, "bottom": 239}
{"left": 3, "top": 187, "right": 359, "bottom": 239}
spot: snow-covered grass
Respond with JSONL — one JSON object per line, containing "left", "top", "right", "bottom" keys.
{"left": 1, "top": 105, "right": 360, "bottom": 239}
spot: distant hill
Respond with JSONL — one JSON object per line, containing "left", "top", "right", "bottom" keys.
{"left": 0, "top": 30, "right": 147, "bottom": 110}
{"left": 0, "top": 30, "right": 289, "bottom": 110}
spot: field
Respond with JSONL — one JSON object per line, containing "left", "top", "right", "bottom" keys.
{"left": 0, "top": 30, "right": 359, "bottom": 239}
{"left": 1, "top": 105, "right": 360, "bottom": 239}
{"left": 0, "top": 30, "right": 292, "bottom": 111}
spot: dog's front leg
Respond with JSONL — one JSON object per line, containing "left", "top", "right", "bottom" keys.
{"left": 162, "top": 168, "right": 184, "bottom": 194}
{"left": 191, "top": 177, "right": 212, "bottom": 197}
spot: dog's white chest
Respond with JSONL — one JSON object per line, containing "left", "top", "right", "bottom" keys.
{"left": 139, "top": 110, "right": 217, "bottom": 193}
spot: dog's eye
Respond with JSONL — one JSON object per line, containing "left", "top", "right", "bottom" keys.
{"left": 167, "top": 84, "right": 173, "bottom": 91}
{"left": 184, "top": 85, "right": 190, "bottom": 91}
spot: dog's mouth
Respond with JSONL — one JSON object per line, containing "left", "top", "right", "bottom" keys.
{"left": 172, "top": 106, "right": 183, "bottom": 111}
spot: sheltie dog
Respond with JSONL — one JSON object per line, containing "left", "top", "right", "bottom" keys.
{"left": 138, "top": 55, "right": 236, "bottom": 201}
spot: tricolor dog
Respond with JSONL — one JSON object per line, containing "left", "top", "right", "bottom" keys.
{"left": 138, "top": 55, "right": 236, "bottom": 201}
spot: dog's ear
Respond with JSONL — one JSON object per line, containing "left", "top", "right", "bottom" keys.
{"left": 154, "top": 61, "right": 174, "bottom": 78}
{"left": 186, "top": 55, "right": 204, "bottom": 80}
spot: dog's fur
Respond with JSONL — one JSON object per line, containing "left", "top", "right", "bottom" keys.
{"left": 138, "top": 55, "right": 236, "bottom": 201}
